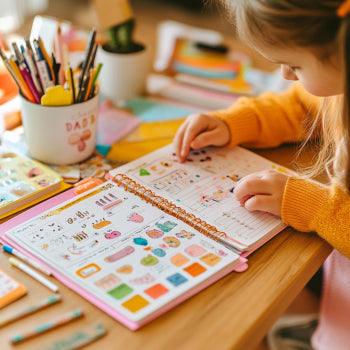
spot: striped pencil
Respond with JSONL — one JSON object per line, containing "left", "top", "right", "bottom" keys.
{"left": 0, "top": 294, "right": 62, "bottom": 328}
{"left": 10, "top": 308, "right": 84, "bottom": 344}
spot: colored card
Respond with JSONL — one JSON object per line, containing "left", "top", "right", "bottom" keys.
{"left": 0, "top": 269, "right": 27, "bottom": 309}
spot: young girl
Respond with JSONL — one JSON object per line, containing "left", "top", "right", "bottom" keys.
{"left": 174, "top": 1, "right": 350, "bottom": 349}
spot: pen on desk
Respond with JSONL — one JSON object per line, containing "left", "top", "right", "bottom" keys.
{"left": 9, "top": 257, "right": 58, "bottom": 292}
{"left": 9, "top": 308, "right": 84, "bottom": 344}
{"left": 0, "top": 294, "right": 62, "bottom": 328}
{"left": 2, "top": 245, "right": 51, "bottom": 275}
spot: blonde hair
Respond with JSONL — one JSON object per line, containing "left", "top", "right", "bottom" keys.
{"left": 221, "top": 0, "right": 350, "bottom": 190}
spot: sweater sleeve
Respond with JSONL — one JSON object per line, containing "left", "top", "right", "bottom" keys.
{"left": 282, "top": 177, "right": 350, "bottom": 258}
{"left": 209, "top": 83, "right": 322, "bottom": 148}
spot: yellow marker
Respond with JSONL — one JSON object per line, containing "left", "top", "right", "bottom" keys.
{"left": 41, "top": 85, "right": 73, "bottom": 106}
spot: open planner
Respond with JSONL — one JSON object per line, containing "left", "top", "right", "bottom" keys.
{"left": 1, "top": 144, "right": 289, "bottom": 330}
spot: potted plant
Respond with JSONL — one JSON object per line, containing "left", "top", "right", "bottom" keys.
{"left": 93, "top": 0, "right": 150, "bottom": 105}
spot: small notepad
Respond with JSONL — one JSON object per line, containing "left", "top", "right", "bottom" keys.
{"left": 0, "top": 269, "right": 27, "bottom": 308}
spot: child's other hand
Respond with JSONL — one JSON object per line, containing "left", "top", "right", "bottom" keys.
{"left": 234, "top": 170, "right": 289, "bottom": 217}
{"left": 173, "top": 114, "right": 231, "bottom": 163}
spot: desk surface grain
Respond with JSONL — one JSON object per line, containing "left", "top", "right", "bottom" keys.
{"left": 0, "top": 145, "right": 332, "bottom": 350}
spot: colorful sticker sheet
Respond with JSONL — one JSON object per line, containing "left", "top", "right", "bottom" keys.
{"left": 112, "top": 145, "right": 291, "bottom": 251}
{"left": 0, "top": 150, "right": 62, "bottom": 217}
{"left": 3, "top": 181, "right": 239, "bottom": 325}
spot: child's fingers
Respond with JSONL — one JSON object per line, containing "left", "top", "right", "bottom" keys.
{"left": 173, "top": 122, "right": 188, "bottom": 162}
{"left": 234, "top": 172, "right": 270, "bottom": 201}
{"left": 243, "top": 195, "right": 281, "bottom": 217}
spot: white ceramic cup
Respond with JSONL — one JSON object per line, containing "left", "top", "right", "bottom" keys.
{"left": 97, "top": 44, "right": 150, "bottom": 106}
{"left": 20, "top": 93, "right": 99, "bottom": 165}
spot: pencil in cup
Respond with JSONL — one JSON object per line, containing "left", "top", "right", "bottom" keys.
{"left": 9, "top": 308, "right": 84, "bottom": 344}
{"left": 0, "top": 294, "right": 62, "bottom": 328}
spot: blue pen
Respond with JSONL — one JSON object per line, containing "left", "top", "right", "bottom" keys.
{"left": 2, "top": 245, "right": 51, "bottom": 276}
{"left": 20, "top": 45, "right": 30, "bottom": 71}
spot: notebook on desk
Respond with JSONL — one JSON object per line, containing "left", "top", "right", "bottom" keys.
{"left": 0, "top": 149, "right": 67, "bottom": 219}
{"left": 0, "top": 144, "right": 288, "bottom": 330}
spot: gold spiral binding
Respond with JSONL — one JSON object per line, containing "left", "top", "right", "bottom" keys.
{"left": 111, "top": 173, "right": 227, "bottom": 242}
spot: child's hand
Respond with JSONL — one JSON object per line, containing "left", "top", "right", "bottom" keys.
{"left": 234, "top": 170, "right": 289, "bottom": 217}
{"left": 173, "top": 114, "right": 231, "bottom": 163}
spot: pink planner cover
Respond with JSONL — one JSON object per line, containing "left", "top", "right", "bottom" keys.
{"left": 0, "top": 183, "right": 245, "bottom": 330}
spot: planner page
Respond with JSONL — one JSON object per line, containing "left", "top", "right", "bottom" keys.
{"left": 3, "top": 181, "right": 239, "bottom": 327}
{"left": 111, "top": 144, "right": 290, "bottom": 251}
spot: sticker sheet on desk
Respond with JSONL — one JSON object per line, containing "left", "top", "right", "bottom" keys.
{"left": 3, "top": 181, "right": 239, "bottom": 324}
{"left": 113, "top": 145, "right": 291, "bottom": 249}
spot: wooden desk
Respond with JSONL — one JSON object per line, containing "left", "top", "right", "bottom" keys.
{"left": 0, "top": 144, "right": 332, "bottom": 350}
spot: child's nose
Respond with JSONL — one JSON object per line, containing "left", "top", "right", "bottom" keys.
{"left": 281, "top": 64, "right": 298, "bottom": 81}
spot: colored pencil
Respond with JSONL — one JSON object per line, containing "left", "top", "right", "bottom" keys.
{"left": 2, "top": 244, "right": 51, "bottom": 276}
{"left": 9, "top": 258, "right": 58, "bottom": 292}
{"left": 10, "top": 308, "right": 84, "bottom": 344}
{"left": 0, "top": 294, "right": 62, "bottom": 328}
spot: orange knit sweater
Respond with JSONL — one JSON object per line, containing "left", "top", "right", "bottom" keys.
{"left": 210, "top": 83, "right": 350, "bottom": 257}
